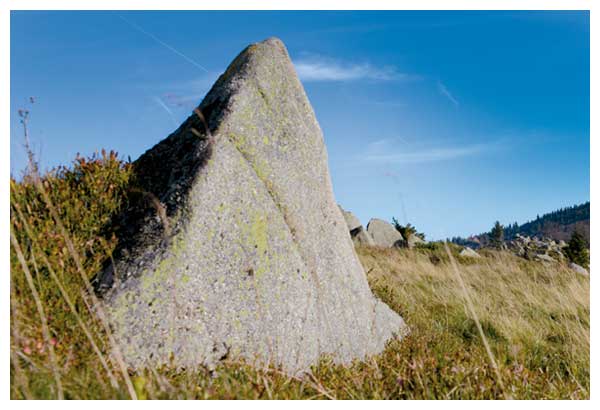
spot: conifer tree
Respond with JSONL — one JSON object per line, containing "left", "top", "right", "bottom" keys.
{"left": 490, "top": 221, "right": 504, "bottom": 246}
{"left": 564, "top": 230, "right": 589, "bottom": 269}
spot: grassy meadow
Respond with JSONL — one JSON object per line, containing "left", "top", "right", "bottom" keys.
{"left": 10, "top": 153, "right": 590, "bottom": 399}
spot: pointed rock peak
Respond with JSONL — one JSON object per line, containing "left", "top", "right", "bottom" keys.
{"left": 238, "top": 36, "right": 288, "bottom": 61}
{"left": 227, "top": 37, "right": 289, "bottom": 74}
{"left": 197, "top": 36, "right": 306, "bottom": 136}
{"left": 100, "top": 38, "right": 407, "bottom": 374}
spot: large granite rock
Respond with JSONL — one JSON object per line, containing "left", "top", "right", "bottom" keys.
{"left": 366, "top": 218, "right": 404, "bottom": 248}
{"left": 97, "top": 38, "right": 406, "bottom": 374}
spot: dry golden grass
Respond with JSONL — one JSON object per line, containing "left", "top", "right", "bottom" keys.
{"left": 359, "top": 245, "right": 589, "bottom": 398}
{"left": 9, "top": 150, "right": 589, "bottom": 399}
{"left": 362, "top": 245, "right": 589, "bottom": 351}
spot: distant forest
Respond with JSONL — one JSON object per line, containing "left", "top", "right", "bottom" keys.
{"left": 451, "top": 201, "right": 590, "bottom": 246}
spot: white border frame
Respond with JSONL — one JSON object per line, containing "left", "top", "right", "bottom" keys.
{"left": 1, "top": 1, "right": 595, "bottom": 407}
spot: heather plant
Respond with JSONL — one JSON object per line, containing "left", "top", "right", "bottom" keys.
{"left": 10, "top": 149, "right": 135, "bottom": 399}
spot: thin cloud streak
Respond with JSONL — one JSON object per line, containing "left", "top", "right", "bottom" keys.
{"left": 294, "top": 57, "right": 411, "bottom": 82}
{"left": 158, "top": 72, "right": 221, "bottom": 108}
{"left": 152, "top": 96, "right": 178, "bottom": 126}
{"left": 365, "top": 142, "right": 500, "bottom": 164}
{"left": 366, "top": 136, "right": 412, "bottom": 152}
{"left": 437, "top": 81, "right": 459, "bottom": 106}
{"left": 118, "top": 15, "right": 209, "bottom": 73}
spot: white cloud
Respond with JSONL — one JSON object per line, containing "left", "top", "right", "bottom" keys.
{"left": 293, "top": 56, "right": 410, "bottom": 82}
{"left": 437, "top": 81, "right": 459, "bottom": 106}
{"left": 365, "top": 141, "right": 501, "bottom": 164}
{"left": 366, "top": 137, "right": 411, "bottom": 153}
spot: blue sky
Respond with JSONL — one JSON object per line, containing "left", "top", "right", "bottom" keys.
{"left": 10, "top": 11, "right": 590, "bottom": 239}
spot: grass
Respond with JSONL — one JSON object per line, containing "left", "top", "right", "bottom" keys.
{"left": 10, "top": 152, "right": 590, "bottom": 399}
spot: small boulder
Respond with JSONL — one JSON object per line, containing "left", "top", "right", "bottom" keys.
{"left": 407, "top": 235, "right": 426, "bottom": 248}
{"left": 366, "top": 219, "right": 404, "bottom": 248}
{"left": 569, "top": 262, "right": 589, "bottom": 276}
{"left": 535, "top": 253, "right": 556, "bottom": 263}
{"left": 460, "top": 247, "right": 481, "bottom": 258}
{"left": 338, "top": 206, "right": 375, "bottom": 247}
{"left": 353, "top": 227, "right": 376, "bottom": 247}
{"left": 339, "top": 206, "right": 361, "bottom": 232}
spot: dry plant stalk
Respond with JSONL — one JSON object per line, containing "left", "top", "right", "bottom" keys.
{"left": 10, "top": 266, "right": 33, "bottom": 400}
{"left": 11, "top": 195, "right": 119, "bottom": 388}
{"left": 443, "top": 241, "right": 509, "bottom": 399}
{"left": 10, "top": 228, "right": 64, "bottom": 399}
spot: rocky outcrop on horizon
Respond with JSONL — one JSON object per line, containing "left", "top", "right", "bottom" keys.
{"left": 452, "top": 202, "right": 590, "bottom": 248}
{"left": 505, "top": 233, "right": 567, "bottom": 263}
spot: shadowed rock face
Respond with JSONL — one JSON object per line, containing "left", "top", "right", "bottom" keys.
{"left": 339, "top": 206, "right": 362, "bottom": 232}
{"left": 339, "top": 206, "right": 375, "bottom": 246}
{"left": 99, "top": 37, "right": 407, "bottom": 374}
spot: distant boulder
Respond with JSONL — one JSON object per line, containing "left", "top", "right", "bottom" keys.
{"left": 338, "top": 206, "right": 375, "bottom": 247}
{"left": 407, "top": 234, "right": 426, "bottom": 248}
{"left": 569, "top": 262, "right": 589, "bottom": 276}
{"left": 535, "top": 253, "right": 556, "bottom": 263}
{"left": 353, "top": 228, "right": 376, "bottom": 247}
{"left": 503, "top": 234, "right": 567, "bottom": 263}
{"left": 460, "top": 247, "right": 481, "bottom": 258}
{"left": 366, "top": 218, "right": 404, "bottom": 248}
{"left": 339, "top": 206, "right": 361, "bottom": 232}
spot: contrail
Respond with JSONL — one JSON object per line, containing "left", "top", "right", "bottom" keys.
{"left": 152, "top": 96, "right": 178, "bottom": 127}
{"left": 117, "top": 14, "right": 209, "bottom": 73}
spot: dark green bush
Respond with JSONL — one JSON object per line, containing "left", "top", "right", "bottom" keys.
{"left": 564, "top": 230, "right": 589, "bottom": 269}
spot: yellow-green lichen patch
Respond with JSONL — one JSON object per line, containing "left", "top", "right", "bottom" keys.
{"left": 139, "top": 233, "right": 187, "bottom": 301}
{"left": 249, "top": 212, "right": 268, "bottom": 257}
{"left": 141, "top": 256, "right": 172, "bottom": 293}
{"left": 240, "top": 211, "right": 270, "bottom": 280}
{"left": 253, "top": 158, "right": 272, "bottom": 182}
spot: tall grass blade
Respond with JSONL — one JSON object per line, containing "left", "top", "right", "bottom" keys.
{"left": 10, "top": 227, "right": 64, "bottom": 399}
{"left": 443, "top": 241, "right": 509, "bottom": 399}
